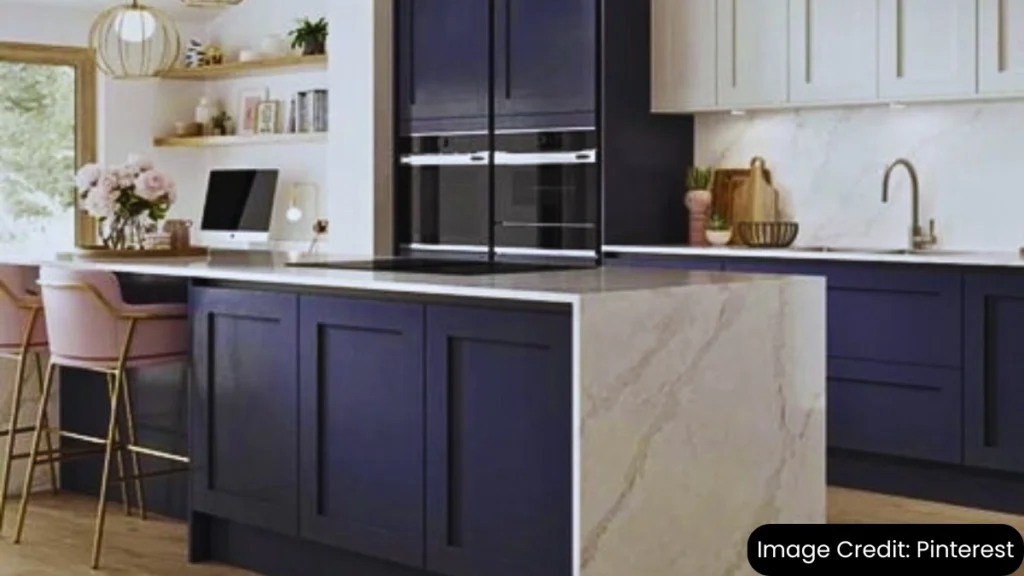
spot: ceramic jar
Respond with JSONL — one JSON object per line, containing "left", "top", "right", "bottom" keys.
{"left": 685, "top": 188, "right": 713, "bottom": 246}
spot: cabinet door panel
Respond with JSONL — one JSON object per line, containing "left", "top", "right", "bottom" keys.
{"left": 789, "top": 0, "right": 878, "bottom": 103}
{"left": 298, "top": 296, "right": 425, "bottom": 567}
{"left": 651, "top": 0, "right": 717, "bottom": 111}
{"left": 979, "top": 0, "right": 1024, "bottom": 94}
{"left": 495, "top": 0, "right": 596, "bottom": 126}
{"left": 828, "top": 359, "right": 962, "bottom": 463}
{"left": 190, "top": 286, "right": 299, "bottom": 536}
{"left": 426, "top": 305, "right": 572, "bottom": 576}
{"left": 965, "top": 273, "right": 1024, "bottom": 473}
{"left": 397, "top": 0, "right": 490, "bottom": 134}
{"left": 879, "top": 0, "right": 977, "bottom": 99}
{"left": 716, "top": 0, "right": 789, "bottom": 107}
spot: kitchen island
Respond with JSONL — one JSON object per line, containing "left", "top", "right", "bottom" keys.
{"left": 0, "top": 251, "right": 825, "bottom": 576}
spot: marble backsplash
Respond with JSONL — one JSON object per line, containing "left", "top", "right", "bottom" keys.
{"left": 695, "top": 100, "right": 1024, "bottom": 251}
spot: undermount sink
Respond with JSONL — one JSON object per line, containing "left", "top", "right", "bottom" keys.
{"left": 790, "top": 246, "right": 971, "bottom": 256}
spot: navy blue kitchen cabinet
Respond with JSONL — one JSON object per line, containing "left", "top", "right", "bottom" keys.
{"left": 298, "top": 296, "right": 426, "bottom": 569}
{"left": 190, "top": 286, "right": 300, "bottom": 536}
{"left": 964, "top": 272, "right": 1024, "bottom": 473}
{"left": 396, "top": 0, "right": 490, "bottom": 134}
{"left": 494, "top": 0, "right": 596, "bottom": 129}
{"left": 425, "top": 305, "right": 572, "bottom": 576}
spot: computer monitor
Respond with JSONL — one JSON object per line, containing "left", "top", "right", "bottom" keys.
{"left": 199, "top": 169, "right": 279, "bottom": 245}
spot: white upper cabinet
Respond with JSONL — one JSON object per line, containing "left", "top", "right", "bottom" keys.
{"left": 788, "top": 0, "right": 878, "bottom": 103}
{"left": 879, "top": 0, "right": 977, "bottom": 100}
{"left": 716, "top": 0, "right": 790, "bottom": 108}
{"left": 651, "top": 0, "right": 718, "bottom": 111}
{"left": 979, "top": 0, "right": 1024, "bottom": 94}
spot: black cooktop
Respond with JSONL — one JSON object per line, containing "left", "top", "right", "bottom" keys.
{"left": 286, "top": 258, "right": 593, "bottom": 276}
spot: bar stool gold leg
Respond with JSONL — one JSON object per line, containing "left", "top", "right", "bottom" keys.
{"left": 105, "top": 373, "right": 130, "bottom": 517}
{"left": 90, "top": 365, "right": 123, "bottom": 569}
{"left": 120, "top": 369, "right": 146, "bottom": 521}
{"left": 32, "top": 353, "right": 57, "bottom": 495}
{"left": 0, "top": 345, "right": 31, "bottom": 533}
{"left": 12, "top": 360, "right": 56, "bottom": 545}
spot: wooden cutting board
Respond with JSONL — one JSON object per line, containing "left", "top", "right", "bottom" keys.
{"left": 710, "top": 167, "right": 773, "bottom": 245}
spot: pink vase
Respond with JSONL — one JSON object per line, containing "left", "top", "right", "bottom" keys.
{"left": 685, "top": 189, "right": 713, "bottom": 246}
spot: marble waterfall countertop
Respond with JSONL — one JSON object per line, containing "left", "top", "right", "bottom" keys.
{"left": 0, "top": 249, "right": 804, "bottom": 304}
{"left": 605, "top": 244, "right": 1024, "bottom": 267}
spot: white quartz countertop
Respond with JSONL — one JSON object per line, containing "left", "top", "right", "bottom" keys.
{"left": 605, "top": 244, "right": 1024, "bottom": 268}
{"left": 0, "top": 250, "right": 797, "bottom": 304}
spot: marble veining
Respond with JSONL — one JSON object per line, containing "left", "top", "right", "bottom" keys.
{"left": 696, "top": 100, "right": 1024, "bottom": 251}
{"left": 577, "top": 276, "right": 825, "bottom": 575}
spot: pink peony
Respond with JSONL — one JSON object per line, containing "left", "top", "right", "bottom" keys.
{"left": 135, "top": 170, "right": 175, "bottom": 202}
{"left": 75, "top": 163, "right": 102, "bottom": 193}
{"left": 82, "top": 184, "right": 117, "bottom": 219}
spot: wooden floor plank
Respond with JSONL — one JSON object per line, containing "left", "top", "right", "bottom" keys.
{"left": 0, "top": 488, "right": 1020, "bottom": 575}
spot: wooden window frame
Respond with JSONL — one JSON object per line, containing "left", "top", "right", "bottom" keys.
{"left": 0, "top": 41, "right": 98, "bottom": 247}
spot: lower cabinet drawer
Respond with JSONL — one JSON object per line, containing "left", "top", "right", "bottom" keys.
{"left": 828, "top": 358, "right": 962, "bottom": 464}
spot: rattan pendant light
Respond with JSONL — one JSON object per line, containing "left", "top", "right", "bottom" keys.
{"left": 89, "top": 0, "right": 181, "bottom": 79}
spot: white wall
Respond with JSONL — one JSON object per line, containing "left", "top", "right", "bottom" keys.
{"left": 696, "top": 101, "right": 1024, "bottom": 251}
{"left": 326, "top": 0, "right": 393, "bottom": 256}
{"left": 194, "top": 0, "right": 329, "bottom": 247}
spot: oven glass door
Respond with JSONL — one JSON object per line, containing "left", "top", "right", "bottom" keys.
{"left": 493, "top": 131, "right": 598, "bottom": 251}
{"left": 403, "top": 136, "right": 490, "bottom": 247}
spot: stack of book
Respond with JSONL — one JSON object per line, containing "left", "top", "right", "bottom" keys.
{"left": 288, "top": 89, "right": 329, "bottom": 134}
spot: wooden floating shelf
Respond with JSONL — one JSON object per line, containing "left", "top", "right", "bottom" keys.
{"left": 161, "top": 54, "right": 328, "bottom": 80}
{"left": 154, "top": 133, "right": 327, "bottom": 148}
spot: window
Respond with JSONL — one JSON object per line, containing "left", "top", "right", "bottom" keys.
{"left": 0, "top": 42, "right": 96, "bottom": 251}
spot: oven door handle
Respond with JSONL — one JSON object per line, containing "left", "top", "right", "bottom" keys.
{"left": 399, "top": 152, "right": 491, "bottom": 166}
{"left": 492, "top": 149, "right": 597, "bottom": 165}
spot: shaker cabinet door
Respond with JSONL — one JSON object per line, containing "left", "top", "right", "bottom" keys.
{"left": 298, "top": 295, "right": 426, "bottom": 568}
{"left": 788, "top": 0, "right": 878, "bottom": 103}
{"left": 651, "top": 0, "right": 718, "bottom": 112}
{"left": 494, "top": 0, "right": 597, "bottom": 128}
{"left": 425, "top": 305, "right": 572, "bottom": 576}
{"left": 396, "top": 0, "right": 490, "bottom": 134}
{"left": 879, "top": 0, "right": 977, "bottom": 99}
{"left": 190, "top": 286, "right": 300, "bottom": 536}
{"left": 979, "top": 0, "right": 1024, "bottom": 94}
{"left": 964, "top": 273, "right": 1024, "bottom": 474}
{"left": 716, "top": 0, "right": 789, "bottom": 107}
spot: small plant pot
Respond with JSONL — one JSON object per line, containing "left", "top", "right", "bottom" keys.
{"left": 302, "top": 41, "right": 326, "bottom": 56}
{"left": 705, "top": 229, "right": 733, "bottom": 247}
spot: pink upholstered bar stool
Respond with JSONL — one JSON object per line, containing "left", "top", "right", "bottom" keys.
{"left": 0, "top": 265, "right": 57, "bottom": 531}
{"left": 13, "top": 266, "right": 190, "bottom": 569}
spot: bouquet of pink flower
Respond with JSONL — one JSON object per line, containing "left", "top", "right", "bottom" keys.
{"left": 75, "top": 154, "right": 177, "bottom": 249}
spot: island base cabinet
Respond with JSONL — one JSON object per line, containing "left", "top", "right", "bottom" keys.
{"left": 190, "top": 287, "right": 300, "bottom": 536}
{"left": 425, "top": 305, "right": 572, "bottom": 576}
{"left": 965, "top": 273, "right": 1024, "bottom": 473}
{"left": 298, "top": 296, "right": 426, "bottom": 568}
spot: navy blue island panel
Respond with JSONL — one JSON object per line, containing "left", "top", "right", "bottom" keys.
{"left": 180, "top": 280, "right": 575, "bottom": 576}
{"left": 298, "top": 295, "right": 426, "bottom": 568}
{"left": 425, "top": 305, "right": 572, "bottom": 576}
{"left": 190, "top": 286, "right": 300, "bottom": 536}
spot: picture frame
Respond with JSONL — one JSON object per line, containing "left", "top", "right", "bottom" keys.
{"left": 256, "top": 100, "right": 280, "bottom": 134}
{"left": 237, "top": 87, "right": 268, "bottom": 135}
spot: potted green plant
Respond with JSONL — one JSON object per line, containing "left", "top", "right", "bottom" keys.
{"left": 289, "top": 17, "right": 328, "bottom": 56}
{"left": 685, "top": 166, "right": 715, "bottom": 245}
{"left": 705, "top": 213, "right": 732, "bottom": 246}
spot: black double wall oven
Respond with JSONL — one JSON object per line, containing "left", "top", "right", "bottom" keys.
{"left": 401, "top": 130, "right": 599, "bottom": 255}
